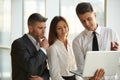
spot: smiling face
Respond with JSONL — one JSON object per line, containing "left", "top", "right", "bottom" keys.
{"left": 78, "top": 12, "right": 97, "bottom": 31}
{"left": 56, "top": 20, "right": 69, "bottom": 40}
{"left": 28, "top": 21, "right": 46, "bottom": 41}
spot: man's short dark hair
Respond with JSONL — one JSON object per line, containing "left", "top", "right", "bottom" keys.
{"left": 28, "top": 13, "right": 47, "bottom": 26}
{"left": 76, "top": 2, "right": 94, "bottom": 17}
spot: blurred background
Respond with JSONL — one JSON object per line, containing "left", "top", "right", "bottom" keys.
{"left": 0, "top": 0, "right": 120, "bottom": 80}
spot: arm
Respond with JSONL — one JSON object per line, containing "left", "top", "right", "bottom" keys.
{"left": 72, "top": 39, "right": 85, "bottom": 73}
{"left": 47, "top": 46, "right": 64, "bottom": 80}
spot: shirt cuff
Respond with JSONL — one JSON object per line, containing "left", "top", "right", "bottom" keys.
{"left": 40, "top": 47, "right": 47, "bottom": 55}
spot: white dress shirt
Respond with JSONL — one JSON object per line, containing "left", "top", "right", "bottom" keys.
{"left": 72, "top": 26, "right": 120, "bottom": 79}
{"left": 47, "top": 39, "right": 77, "bottom": 80}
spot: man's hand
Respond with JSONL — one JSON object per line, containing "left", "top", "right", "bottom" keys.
{"left": 111, "top": 41, "right": 119, "bottom": 51}
{"left": 88, "top": 69, "right": 105, "bottom": 80}
{"left": 39, "top": 37, "right": 49, "bottom": 50}
{"left": 29, "top": 75, "right": 43, "bottom": 80}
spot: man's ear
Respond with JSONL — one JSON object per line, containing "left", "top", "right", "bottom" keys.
{"left": 28, "top": 25, "right": 33, "bottom": 33}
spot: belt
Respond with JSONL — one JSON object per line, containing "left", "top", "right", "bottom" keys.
{"left": 62, "top": 75, "right": 76, "bottom": 80}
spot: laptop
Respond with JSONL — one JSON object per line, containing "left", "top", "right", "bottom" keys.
{"left": 70, "top": 51, "right": 120, "bottom": 77}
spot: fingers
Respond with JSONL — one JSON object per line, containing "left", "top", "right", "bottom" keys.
{"left": 99, "top": 69, "right": 105, "bottom": 77}
{"left": 39, "top": 36, "right": 46, "bottom": 42}
{"left": 94, "top": 69, "right": 105, "bottom": 80}
{"left": 94, "top": 69, "right": 99, "bottom": 77}
{"left": 94, "top": 69, "right": 100, "bottom": 80}
{"left": 39, "top": 37, "right": 49, "bottom": 49}
{"left": 111, "top": 41, "right": 119, "bottom": 50}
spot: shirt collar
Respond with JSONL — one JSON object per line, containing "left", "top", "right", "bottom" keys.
{"left": 95, "top": 25, "right": 101, "bottom": 35}
{"left": 26, "top": 33, "right": 38, "bottom": 45}
{"left": 85, "top": 25, "right": 101, "bottom": 37}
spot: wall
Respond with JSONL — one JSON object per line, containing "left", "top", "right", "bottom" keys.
{"left": 46, "top": 0, "right": 60, "bottom": 38}
{"left": 11, "top": 0, "right": 23, "bottom": 43}
{"left": 106, "top": 0, "right": 120, "bottom": 38}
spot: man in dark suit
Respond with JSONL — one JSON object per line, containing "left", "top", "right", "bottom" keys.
{"left": 11, "top": 13, "right": 49, "bottom": 80}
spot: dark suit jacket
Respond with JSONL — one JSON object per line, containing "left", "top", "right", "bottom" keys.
{"left": 11, "top": 34, "right": 49, "bottom": 80}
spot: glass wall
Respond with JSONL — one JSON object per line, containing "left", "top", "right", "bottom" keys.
{"left": 0, "top": 0, "right": 105, "bottom": 79}
{"left": 0, "top": 0, "right": 11, "bottom": 80}
{"left": 0, "top": 0, "right": 11, "bottom": 46}
{"left": 24, "top": 0, "right": 46, "bottom": 33}
{"left": 0, "top": 49, "right": 11, "bottom": 80}
{"left": 60, "top": 0, "right": 105, "bottom": 41}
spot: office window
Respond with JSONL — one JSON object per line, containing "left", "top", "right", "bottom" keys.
{"left": 61, "top": 0, "right": 105, "bottom": 41}
{"left": 0, "top": 0, "right": 11, "bottom": 46}
{"left": 24, "top": 0, "right": 46, "bottom": 33}
{"left": 0, "top": 0, "right": 11, "bottom": 80}
{"left": 0, "top": 49, "right": 11, "bottom": 80}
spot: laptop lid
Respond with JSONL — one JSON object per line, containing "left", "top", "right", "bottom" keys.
{"left": 82, "top": 51, "right": 120, "bottom": 77}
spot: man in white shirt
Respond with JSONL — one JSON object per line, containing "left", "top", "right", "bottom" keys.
{"left": 72, "top": 2, "right": 120, "bottom": 80}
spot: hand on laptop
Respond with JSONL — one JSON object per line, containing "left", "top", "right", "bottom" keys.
{"left": 111, "top": 41, "right": 119, "bottom": 51}
{"left": 88, "top": 68, "right": 105, "bottom": 80}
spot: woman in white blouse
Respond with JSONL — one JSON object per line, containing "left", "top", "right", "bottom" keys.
{"left": 47, "top": 16, "right": 78, "bottom": 80}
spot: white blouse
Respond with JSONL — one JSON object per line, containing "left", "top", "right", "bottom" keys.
{"left": 47, "top": 39, "right": 77, "bottom": 80}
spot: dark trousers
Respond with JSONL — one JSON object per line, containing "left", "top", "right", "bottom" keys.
{"left": 62, "top": 75, "right": 76, "bottom": 80}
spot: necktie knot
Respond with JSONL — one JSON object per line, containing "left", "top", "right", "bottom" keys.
{"left": 93, "top": 31, "right": 96, "bottom": 35}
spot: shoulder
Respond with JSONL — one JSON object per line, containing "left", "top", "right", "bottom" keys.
{"left": 47, "top": 43, "right": 58, "bottom": 58}
{"left": 47, "top": 42, "right": 57, "bottom": 52}
{"left": 11, "top": 34, "right": 27, "bottom": 48}
{"left": 100, "top": 26, "right": 113, "bottom": 31}
{"left": 100, "top": 26, "right": 116, "bottom": 34}
{"left": 73, "top": 30, "right": 85, "bottom": 43}
{"left": 47, "top": 40, "right": 64, "bottom": 53}
{"left": 12, "top": 37, "right": 22, "bottom": 46}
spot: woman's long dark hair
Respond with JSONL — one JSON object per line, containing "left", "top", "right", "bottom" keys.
{"left": 48, "top": 16, "right": 69, "bottom": 46}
